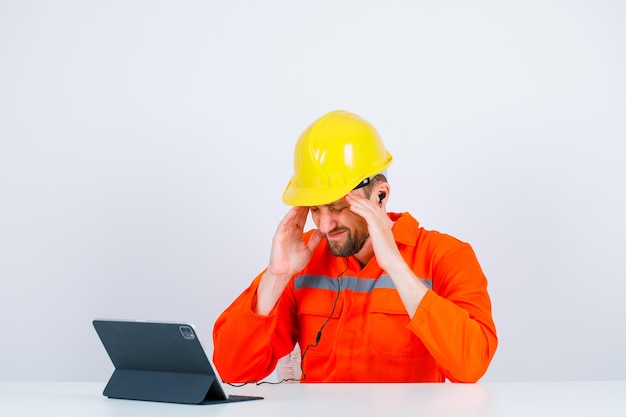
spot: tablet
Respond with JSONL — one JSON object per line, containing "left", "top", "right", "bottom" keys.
{"left": 93, "top": 319, "right": 263, "bottom": 404}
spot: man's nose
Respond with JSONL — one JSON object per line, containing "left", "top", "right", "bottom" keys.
{"left": 316, "top": 210, "right": 337, "bottom": 235}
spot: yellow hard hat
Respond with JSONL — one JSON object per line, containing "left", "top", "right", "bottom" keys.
{"left": 282, "top": 110, "right": 393, "bottom": 206}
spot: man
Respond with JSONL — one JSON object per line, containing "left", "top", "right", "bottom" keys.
{"left": 213, "top": 110, "right": 497, "bottom": 383}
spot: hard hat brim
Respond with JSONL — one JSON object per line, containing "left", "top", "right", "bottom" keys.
{"left": 281, "top": 155, "right": 392, "bottom": 206}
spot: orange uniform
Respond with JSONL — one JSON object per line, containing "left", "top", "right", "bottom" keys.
{"left": 213, "top": 212, "right": 497, "bottom": 383}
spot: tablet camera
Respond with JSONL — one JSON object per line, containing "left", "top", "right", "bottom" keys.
{"left": 179, "top": 325, "right": 196, "bottom": 340}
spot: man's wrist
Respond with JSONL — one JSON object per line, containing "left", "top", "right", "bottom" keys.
{"left": 255, "top": 270, "right": 290, "bottom": 315}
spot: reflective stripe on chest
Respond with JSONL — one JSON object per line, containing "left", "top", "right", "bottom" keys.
{"left": 294, "top": 274, "right": 432, "bottom": 292}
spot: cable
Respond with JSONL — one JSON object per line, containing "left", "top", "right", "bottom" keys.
{"left": 225, "top": 257, "right": 350, "bottom": 386}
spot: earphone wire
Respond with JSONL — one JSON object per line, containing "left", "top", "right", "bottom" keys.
{"left": 225, "top": 256, "right": 350, "bottom": 386}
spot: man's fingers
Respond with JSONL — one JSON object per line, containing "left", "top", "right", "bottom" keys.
{"left": 345, "top": 193, "right": 376, "bottom": 218}
{"left": 292, "top": 206, "right": 309, "bottom": 229}
{"left": 277, "top": 207, "right": 305, "bottom": 232}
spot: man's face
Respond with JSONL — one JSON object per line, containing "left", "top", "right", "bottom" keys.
{"left": 309, "top": 195, "right": 370, "bottom": 257}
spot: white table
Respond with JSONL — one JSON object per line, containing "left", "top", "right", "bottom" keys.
{"left": 1, "top": 380, "right": 624, "bottom": 417}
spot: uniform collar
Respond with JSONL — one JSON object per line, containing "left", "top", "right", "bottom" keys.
{"left": 388, "top": 212, "right": 420, "bottom": 247}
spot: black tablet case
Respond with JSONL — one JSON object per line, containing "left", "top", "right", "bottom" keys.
{"left": 93, "top": 320, "right": 262, "bottom": 404}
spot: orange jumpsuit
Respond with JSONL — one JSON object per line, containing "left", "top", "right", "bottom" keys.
{"left": 213, "top": 212, "right": 497, "bottom": 383}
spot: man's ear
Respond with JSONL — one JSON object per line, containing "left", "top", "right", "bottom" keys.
{"left": 376, "top": 183, "right": 390, "bottom": 207}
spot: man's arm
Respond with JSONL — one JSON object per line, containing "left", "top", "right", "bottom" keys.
{"left": 409, "top": 244, "right": 498, "bottom": 382}
{"left": 213, "top": 206, "right": 322, "bottom": 382}
{"left": 255, "top": 206, "right": 322, "bottom": 315}
{"left": 345, "top": 192, "right": 427, "bottom": 315}
{"left": 346, "top": 193, "right": 497, "bottom": 382}
{"left": 212, "top": 272, "right": 298, "bottom": 383}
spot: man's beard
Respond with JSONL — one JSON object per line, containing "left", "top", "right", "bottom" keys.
{"left": 326, "top": 226, "right": 370, "bottom": 257}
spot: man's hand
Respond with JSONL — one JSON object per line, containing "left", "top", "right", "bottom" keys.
{"left": 345, "top": 192, "right": 401, "bottom": 272}
{"left": 345, "top": 192, "right": 428, "bottom": 317}
{"left": 255, "top": 206, "right": 323, "bottom": 315}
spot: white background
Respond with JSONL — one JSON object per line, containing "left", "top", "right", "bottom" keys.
{"left": 1, "top": 0, "right": 625, "bottom": 383}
